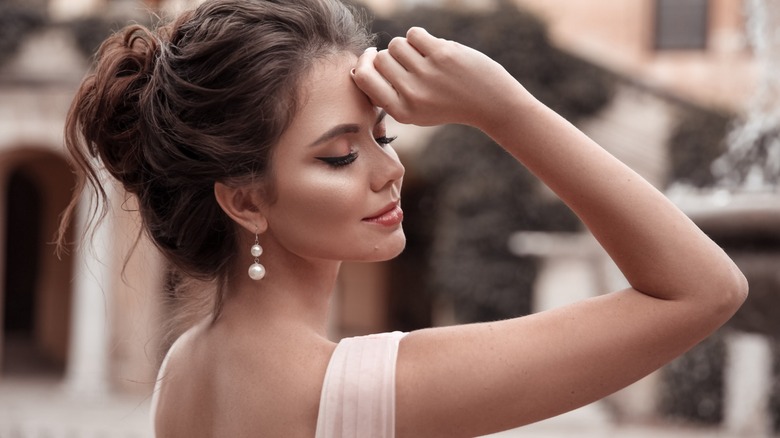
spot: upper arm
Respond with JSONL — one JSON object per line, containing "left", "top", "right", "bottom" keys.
{"left": 394, "top": 289, "right": 721, "bottom": 438}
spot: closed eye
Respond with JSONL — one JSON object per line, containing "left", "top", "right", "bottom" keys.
{"left": 316, "top": 151, "right": 358, "bottom": 167}
{"left": 375, "top": 135, "right": 398, "bottom": 146}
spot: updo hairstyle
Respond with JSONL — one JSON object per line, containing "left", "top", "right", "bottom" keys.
{"left": 59, "top": 0, "right": 372, "bottom": 315}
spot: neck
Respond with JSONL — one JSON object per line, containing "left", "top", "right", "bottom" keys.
{"left": 219, "top": 251, "right": 341, "bottom": 338}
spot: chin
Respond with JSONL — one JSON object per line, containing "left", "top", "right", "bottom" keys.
{"left": 378, "top": 242, "right": 406, "bottom": 262}
{"left": 358, "top": 231, "right": 406, "bottom": 262}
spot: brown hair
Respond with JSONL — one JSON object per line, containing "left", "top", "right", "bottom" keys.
{"left": 58, "top": 0, "right": 373, "bottom": 325}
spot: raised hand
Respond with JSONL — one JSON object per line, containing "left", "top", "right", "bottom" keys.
{"left": 352, "top": 27, "right": 530, "bottom": 130}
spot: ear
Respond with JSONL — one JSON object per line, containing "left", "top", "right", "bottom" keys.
{"left": 214, "top": 182, "right": 268, "bottom": 234}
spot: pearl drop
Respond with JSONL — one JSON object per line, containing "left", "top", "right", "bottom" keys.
{"left": 250, "top": 244, "right": 263, "bottom": 257}
{"left": 248, "top": 263, "right": 266, "bottom": 280}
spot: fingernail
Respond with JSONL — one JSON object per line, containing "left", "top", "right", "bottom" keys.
{"left": 364, "top": 47, "right": 377, "bottom": 53}
{"left": 350, "top": 68, "right": 356, "bottom": 76}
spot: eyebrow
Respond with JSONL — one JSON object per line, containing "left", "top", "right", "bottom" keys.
{"left": 308, "top": 110, "right": 387, "bottom": 148}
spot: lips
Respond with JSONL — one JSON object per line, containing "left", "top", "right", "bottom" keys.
{"left": 363, "top": 201, "right": 403, "bottom": 226}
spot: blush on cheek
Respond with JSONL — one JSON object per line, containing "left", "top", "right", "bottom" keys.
{"left": 292, "top": 173, "right": 358, "bottom": 219}
{"left": 266, "top": 173, "right": 366, "bottom": 258}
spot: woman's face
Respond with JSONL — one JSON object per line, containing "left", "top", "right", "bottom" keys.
{"left": 260, "top": 53, "right": 406, "bottom": 264}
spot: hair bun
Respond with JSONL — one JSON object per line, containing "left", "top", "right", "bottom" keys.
{"left": 70, "top": 24, "right": 161, "bottom": 192}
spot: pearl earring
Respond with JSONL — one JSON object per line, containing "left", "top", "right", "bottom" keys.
{"left": 248, "top": 228, "right": 266, "bottom": 280}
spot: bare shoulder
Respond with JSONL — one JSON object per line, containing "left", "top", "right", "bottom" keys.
{"left": 155, "top": 321, "right": 335, "bottom": 437}
{"left": 153, "top": 321, "right": 215, "bottom": 437}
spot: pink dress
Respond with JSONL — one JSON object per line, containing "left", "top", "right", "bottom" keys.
{"left": 315, "top": 332, "right": 407, "bottom": 438}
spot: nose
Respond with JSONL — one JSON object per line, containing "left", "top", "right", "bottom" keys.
{"left": 370, "top": 145, "right": 405, "bottom": 193}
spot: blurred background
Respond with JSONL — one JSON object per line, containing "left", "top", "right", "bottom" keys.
{"left": 0, "top": 0, "right": 778, "bottom": 436}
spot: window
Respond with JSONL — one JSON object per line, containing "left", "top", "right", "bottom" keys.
{"left": 654, "top": 0, "right": 709, "bottom": 50}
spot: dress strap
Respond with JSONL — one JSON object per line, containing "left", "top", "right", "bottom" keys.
{"left": 315, "top": 331, "right": 407, "bottom": 438}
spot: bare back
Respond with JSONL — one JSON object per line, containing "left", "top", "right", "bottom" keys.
{"left": 153, "top": 320, "right": 336, "bottom": 437}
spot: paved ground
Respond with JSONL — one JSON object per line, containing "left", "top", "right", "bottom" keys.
{"left": 0, "top": 378, "right": 771, "bottom": 437}
{"left": 0, "top": 378, "right": 152, "bottom": 438}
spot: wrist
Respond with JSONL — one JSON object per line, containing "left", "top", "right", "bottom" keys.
{"left": 474, "top": 81, "right": 539, "bottom": 138}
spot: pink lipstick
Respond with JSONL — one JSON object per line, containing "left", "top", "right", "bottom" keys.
{"left": 363, "top": 202, "right": 403, "bottom": 226}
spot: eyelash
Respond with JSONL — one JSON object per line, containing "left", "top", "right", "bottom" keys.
{"left": 316, "top": 136, "right": 399, "bottom": 168}
{"left": 317, "top": 151, "right": 358, "bottom": 167}
{"left": 376, "top": 135, "right": 398, "bottom": 146}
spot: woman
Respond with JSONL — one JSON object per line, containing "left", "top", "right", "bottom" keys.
{"left": 59, "top": 0, "right": 747, "bottom": 436}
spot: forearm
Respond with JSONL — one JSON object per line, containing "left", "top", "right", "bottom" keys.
{"left": 353, "top": 26, "right": 745, "bottom": 308}
{"left": 362, "top": 28, "right": 749, "bottom": 436}
{"left": 481, "top": 85, "right": 746, "bottom": 305}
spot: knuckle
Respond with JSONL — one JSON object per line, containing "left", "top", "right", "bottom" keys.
{"left": 388, "top": 36, "right": 405, "bottom": 51}
{"left": 374, "top": 50, "right": 391, "bottom": 67}
{"left": 392, "top": 78, "right": 411, "bottom": 96}
{"left": 431, "top": 41, "right": 458, "bottom": 64}
{"left": 407, "top": 26, "right": 424, "bottom": 39}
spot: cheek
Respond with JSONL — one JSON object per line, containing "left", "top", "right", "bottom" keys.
{"left": 284, "top": 171, "right": 357, "bottom": 220}
{"left": 266, "top": 169, "right": 364, "bottom": 253}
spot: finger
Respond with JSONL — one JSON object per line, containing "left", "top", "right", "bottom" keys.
{"left": 352, "top": 48, "right": 398, "bottom": 109}
{"left": 374, "top": 48, "right": 409, "bottom": 87}
{"left": 387, "top": 36, "right": 424, "bottom": 72}
{"left": 405, "top": 27, "right": 440, "bottom": 57}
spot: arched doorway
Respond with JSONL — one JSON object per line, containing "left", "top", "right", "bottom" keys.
{"left": 0, "top": 149, "right": 75, "bottom": 379}
{"left": 2, "top": 169, "right": 48, "bottom": 374}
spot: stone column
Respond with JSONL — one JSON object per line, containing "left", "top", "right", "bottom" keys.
{"left": 508, "top": 231, "right": 606, "bottom": 311}
{"left": 63, "top": 181, "right": 114, "bottom": 397}
{"left": 724, "top": 331, "right": 773, "bottom": 435}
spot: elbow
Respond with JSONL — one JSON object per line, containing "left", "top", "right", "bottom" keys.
{"left": 715, "top": 262, "right": 749, "bottom": 320}
{"left": 732, "top": 266, "right": 749, "bottom": 308}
